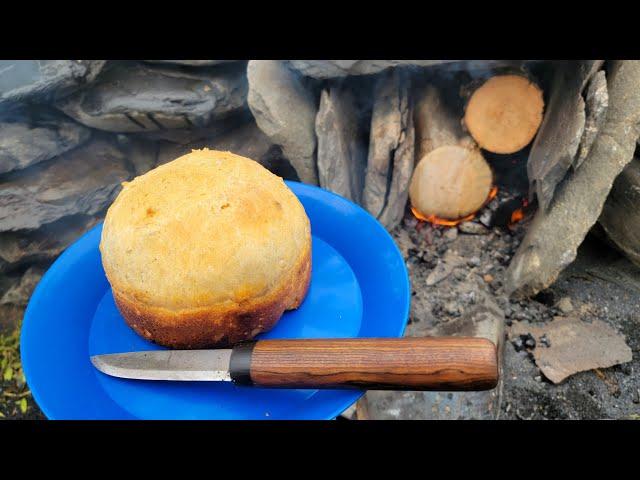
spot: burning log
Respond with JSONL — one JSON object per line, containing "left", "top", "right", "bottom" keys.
{"left": 409, "top": 84, "right": 493, "bottom": 221}
{"left": 463, "top": 74, "right": 544, "bottom": 154}
{"left": 506, "top": 60, "right": 640, "bottom": 298}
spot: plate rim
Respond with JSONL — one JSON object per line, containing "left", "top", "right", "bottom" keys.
{"left": 21, "top": 181, "right": 410, "bottom": 420}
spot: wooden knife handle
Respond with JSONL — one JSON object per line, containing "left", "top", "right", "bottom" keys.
{"left": 229, "top": 337, "right": 498, "bottom": 391}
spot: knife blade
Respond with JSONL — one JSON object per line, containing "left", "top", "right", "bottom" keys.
{"left": 91, "top": 337, "right": 499, "bottom": 391}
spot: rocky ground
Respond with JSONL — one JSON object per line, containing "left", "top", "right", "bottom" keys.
{"left": 501, "top": 234, "right": 640, "bottom": 419}
{"left": 353, "top": 206, "right": 640, "bottom": 420}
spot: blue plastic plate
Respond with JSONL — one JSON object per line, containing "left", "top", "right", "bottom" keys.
{"left": 21, "top": 182, "right": 410, "bottom": 419}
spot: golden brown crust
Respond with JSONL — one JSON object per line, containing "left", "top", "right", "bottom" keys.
{"left": 100, "top": 149, "right": 312, "bottom": 348}
{"left": 113, "top": 242, "right": 311, "bottom": 349}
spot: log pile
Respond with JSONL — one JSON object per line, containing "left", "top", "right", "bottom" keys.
{"left": 410, "top": 83, "right": 492, "bottom": 221}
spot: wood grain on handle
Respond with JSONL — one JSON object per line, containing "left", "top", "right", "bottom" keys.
{"left": 230, "top": 337, "right": 498, "bottom": 391}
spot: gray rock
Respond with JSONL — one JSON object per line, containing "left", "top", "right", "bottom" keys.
{"left": 527, "top": 61, "right": 603, "bottom": 212}
{"left": 443, "top": 228, "right": 458, "bottom": 242}
{"left": 510, "top": 317, "right": 632, "bottom": 384}
{"left": 599, "top": 156, "right": 640, "bottom": 267}
{"left": 0, "top": 266, "right": 44, "bottom": 306}
{"left": 426, "top": 251, "right": 464, "bottom": 286}
{"left": 507, "top": 61, "right": 640, "bottom": 298}
{"left": 468, "top": 256, "right": 481, "bottom": 267}
{"left": 575, "top": 70, "right": 608, "bottom": 170}
{"left": 444, "top": 301, "right": 462, "bottom": 316}
{"left": 426, "top": 262, "right": 453, "bottom": 286}
{"left": 115, "top": 135, "right": 158, "bottom": 176}
{"left": 143, "top": 60, "right": 237, "bottom": 66}
{"left": 556, "top": 297, "right": 574, "bottom": 314}
{"left": 0, "top": 60, "right": 106, "bottom": 105}
{"left": 288, "top": 60, "right": 541, "bottom": 79}
{"left": 598, "top": 157, "right": 640, "bottom": 268}
{"left": 56, "top": 62, "right": 248, "bottom": 132}
{"left": 247, "top": 60, "right": 318, "bottom": 184}
{"left": 315, "top": 86, "right": 366, "bottom": 202}
{"left": 0, "top": 137, "right": 132, "bottom": 232}
{"left": 288, "top": 60, "right": 456, "bottom": 78}
{"left": 131, "top": 111, "right": 250, "bottom": 144}
{"left": 0, "top": 109, "right": 91, "bottom": 174}
{"left": 362, "top": 69, "right": 414, "bottom": 228}
{"left": 0, "top": 215, "right": 100, "bottom": 273}
{"left": 156, "top": 120, "right": 298, "bottom": 181}
{"left": 458, "top": 221, "right": 489, "bottom": 235}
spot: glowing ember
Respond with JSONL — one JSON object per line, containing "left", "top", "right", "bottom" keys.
{"left": 510, "top": 209, "right": 525, "bottom": 224}
{"left": 509, "top": 198, "right": 530, "bottom": 226}
{"left": 411, "top": 186, "right": 498, "bottom": 227}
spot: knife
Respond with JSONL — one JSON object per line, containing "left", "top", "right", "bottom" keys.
{"left": 91, "top": 337, "right": 498, "bottom": 391}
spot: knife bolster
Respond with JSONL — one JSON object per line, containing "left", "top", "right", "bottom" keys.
{"left": 229, "top": 341, "right": 257, "bottom": 385}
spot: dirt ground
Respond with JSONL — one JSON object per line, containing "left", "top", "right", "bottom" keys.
{"left": 358, "top": 209, "right": 639, "bottom": 420}
{"left": 501, "top": 235, "right": 640, "bottom": 420}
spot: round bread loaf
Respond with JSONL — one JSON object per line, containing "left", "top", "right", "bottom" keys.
{"left": 99, "top": 149, "right": 311, "bottom": 348}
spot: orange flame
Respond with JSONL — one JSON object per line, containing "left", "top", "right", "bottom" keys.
{"left": 411, "top": 186, "right": 498, "bottom": 227}
{"left": 510, "top": 209, "right": 525, "bottom": 224}
{"left": 509, "top": 198, "right": 530, "bottom": 226}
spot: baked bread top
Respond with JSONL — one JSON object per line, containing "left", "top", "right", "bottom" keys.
{"left": 99, "top": 149, "right": 311, "bottom": 312}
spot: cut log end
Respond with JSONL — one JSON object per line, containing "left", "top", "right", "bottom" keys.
{"left": 409, "top": 145, "right": 493, "bottom": 220}
{"left": 463, "top": 74, "right": 544, "bottom": 154}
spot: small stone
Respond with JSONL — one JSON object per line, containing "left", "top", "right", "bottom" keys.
{"left": 556, "top": 297, "right": 574, "bottom": 314}
{"left": 540, "top": 334, "right": 551, "bottom": 348}
{"left": 524, "top": 335, "right": 536, "bottom": 349}
{"left": 512, "top": 336, "right": 525, "bottom": 352}
{"left": 462, "top": 291, "right": 477, "bottom": 305}
{"left": 444, "top": 301, "right": 461, "bottom": 317}
{"left": 404, "top": 216, "right": 418, "bottom": 228}
{"left": 534, "top": 375, "right": 542, "bottom": 382}
{"left": 483, "top": 274, "right": 494, "bottom": 283}
{"left": 459, "top": 221, "right": 489, "bottom": 235}
{"left": 467, "top": 256, "right": 481, "bottom": 267}
{"left": 443, "top": 228, "right": 458, "bottom": 242}
{"left": 426, "top": 262, "right": 453, "bottom": 286}
{"left": 453, "top": 269, "right": 467, "bottom": 281}
{"left": 478, "top": 210, "right": 493, "bottom": 227}
{"left": 633, "top": 390, "right": 640, "bottom": 404}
